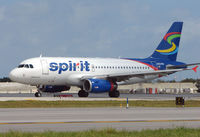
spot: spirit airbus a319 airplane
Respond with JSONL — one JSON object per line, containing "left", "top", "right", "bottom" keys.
{"left": 9, "top": 22, "right": 199, "bottom": 97}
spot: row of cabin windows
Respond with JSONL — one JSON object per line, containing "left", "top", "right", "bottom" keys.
{"left": 92, "top": 66, "right": 150, "bottom": 70}
{"left": 17, "top": 64, "right": 149, "bottom": 70}
{"left": 18, "top": 64, "right": 34, "bottom": 68}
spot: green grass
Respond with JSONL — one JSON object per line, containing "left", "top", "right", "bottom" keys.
{"left": 0, "top": 100, "right": 200, "bottom": 108}
{"left": 1, "top": 128, "right": 200, "bottom": 137}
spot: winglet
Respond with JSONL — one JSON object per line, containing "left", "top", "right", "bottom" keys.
{"left": 192, "top": 66, "right": 198, "bottom": 72}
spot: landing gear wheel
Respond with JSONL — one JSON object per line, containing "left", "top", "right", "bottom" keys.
{"left": 78, "top": 90, "right": 89, "bottom": 97}
{"left": 109, "top": 90, "right": 120, "bottom": 98}
{"left": 35, "top": 92, "right": 42, "bottom": 97}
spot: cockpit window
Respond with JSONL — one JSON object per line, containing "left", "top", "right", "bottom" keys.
{"left": 18, "top": 64, "right": 25, "bottom": 68}
{"left": 25, "top": 64, "right": 29, "bottom": 68}
{"left": 18, "top": 64, "right": 34, "bottom": 68}
{"left": 29, "top": 64, "right": 34, "bottom": 68}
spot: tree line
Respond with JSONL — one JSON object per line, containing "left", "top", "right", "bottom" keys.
{"left": 0, "top": 77, "right": 11, "bottom": 82}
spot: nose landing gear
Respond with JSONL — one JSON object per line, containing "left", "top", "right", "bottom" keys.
{"left": 35, "top": 91, "right": 42, "bottom": 97}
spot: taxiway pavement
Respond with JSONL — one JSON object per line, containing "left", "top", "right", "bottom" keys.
{"left": 0, "top": 107, "right": 200, "bottom": 132}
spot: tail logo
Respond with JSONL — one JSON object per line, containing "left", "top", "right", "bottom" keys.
{"left": 156, "top": 32, "right": 181, "bottom": 55}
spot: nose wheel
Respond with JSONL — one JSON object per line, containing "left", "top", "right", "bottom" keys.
{"left": 35, "top": 92, "right": 42, "bottom": 97}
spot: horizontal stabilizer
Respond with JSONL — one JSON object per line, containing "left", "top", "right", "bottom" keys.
{"left": 167, "top": 63, "right": 200, "bottom": 69}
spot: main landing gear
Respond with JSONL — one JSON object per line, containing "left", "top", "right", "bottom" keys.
{"left": 109, "top": 90, "right": 120, "bottom": 98}
{"left": 77, "top": 90, "right": 120, "bottom": 98}
{"left": 78, "top": 90, "right": 89, "bottom": 97}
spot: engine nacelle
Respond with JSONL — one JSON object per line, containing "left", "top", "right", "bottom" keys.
{"left": 83, "top": 79, "right": 117, "bottom": 93}
{"left": 40, "top": 85, "right": 70, "bottom": 93}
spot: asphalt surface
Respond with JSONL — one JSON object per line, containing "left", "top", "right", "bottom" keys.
{"left": 0, "top": 107, "right": 200, "bottom": 132}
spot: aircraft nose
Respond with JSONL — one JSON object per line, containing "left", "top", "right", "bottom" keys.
{"left": 9, "top": 69, "right": 19, "bottom": 82}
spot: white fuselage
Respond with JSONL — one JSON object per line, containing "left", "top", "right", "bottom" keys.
{"left": 9, "top": 57, "right": 159, "bottom": 87}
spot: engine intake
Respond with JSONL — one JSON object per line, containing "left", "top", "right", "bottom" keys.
{"left": 83, "top": 79, "right": 117, "bottom": 93}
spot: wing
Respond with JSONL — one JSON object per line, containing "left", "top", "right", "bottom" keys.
{"left": 81, "top": 68, "right": 190, "bottom": 82}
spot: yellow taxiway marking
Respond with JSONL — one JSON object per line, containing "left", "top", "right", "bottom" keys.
{"left": 0, "top": 119, "right": 200, "bottom": 125}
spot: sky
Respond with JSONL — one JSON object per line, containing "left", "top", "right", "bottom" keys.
{"left": 0, "top": 0, "right": 200, "bottom": 80}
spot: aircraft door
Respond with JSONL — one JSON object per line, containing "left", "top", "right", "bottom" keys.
{"left": 41, "top": 59, "right": 49, "bottom": 75}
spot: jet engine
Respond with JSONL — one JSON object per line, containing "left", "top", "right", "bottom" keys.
{"left": 83, "top": 79, "right": 117, "bottom": 93}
